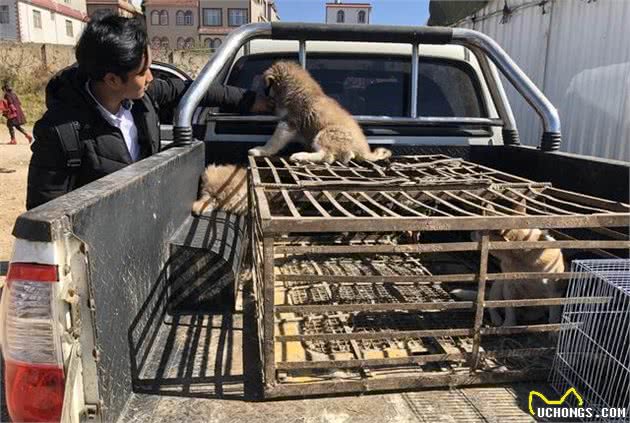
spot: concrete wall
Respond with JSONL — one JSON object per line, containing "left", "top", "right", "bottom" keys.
{"left": 0, "top": 40, "right": 214, "bottom": 99}
{"left": 151, "top": 48, "right": 213, "bottom": 78}
{"left": 0, "top": 42, "right": 77, "bottom": 78}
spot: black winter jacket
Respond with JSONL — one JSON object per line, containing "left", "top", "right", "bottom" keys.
{"left": 26, "top": 65, "right": 255, "bottom": 210}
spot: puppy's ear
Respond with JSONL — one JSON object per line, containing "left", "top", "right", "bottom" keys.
{"left": 263, "top": 71, "right": 275, "bottom": 88}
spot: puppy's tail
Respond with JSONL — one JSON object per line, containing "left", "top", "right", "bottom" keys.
{"left": 450, "top": 289, "right": 478, "bottom": 301}
{"left": 362, "top": 147, "right": 392, "bottom": 162}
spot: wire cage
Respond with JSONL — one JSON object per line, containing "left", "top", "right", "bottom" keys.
{"left": 248, "top": 155, "right": 630, "bottom": 398}
{"left": 550, "top": 259, "right": 630, "bottom": 421}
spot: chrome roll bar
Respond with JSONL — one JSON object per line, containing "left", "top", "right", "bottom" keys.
{"left": 175, "top": 22, "right": 561, "bottom": 151}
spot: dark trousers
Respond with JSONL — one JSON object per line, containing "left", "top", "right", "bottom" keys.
{"left": 7, "top": 121, "right": 27, "bottom": 139}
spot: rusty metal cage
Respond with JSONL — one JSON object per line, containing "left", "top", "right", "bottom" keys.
{"left": 248, "top": 155, "right": 630, "bottom": 399}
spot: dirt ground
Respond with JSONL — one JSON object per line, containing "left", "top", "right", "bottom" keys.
{"left": 0, "top": 127, "right": 32, "bottom": 262}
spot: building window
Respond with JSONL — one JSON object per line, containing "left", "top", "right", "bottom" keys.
{"left": 151, "top": 36, "right": 161, "bottom": 49}
{"left": 150, "top": 10, "right": 159, "bottom": 25}
{"left": 161, "top": 37, "right": 169, "bottom": 49}
{"left": 184, "top": 37, "right": 194, "bottom": 49}
{"left": 336, "top": 10, "right": 344, "bottom": 23}
{"left": 205, "top": 38, "right": 221, "bottom": 51}
{"left": 173, "top": 10, "right": 195, "bottom": 25}
{"left": 202, "top": 8, "right": 221, "bottom": 26}
{"left": 159, "top": 10, "right": 168, "bottom": 25}
{"left": 33, "top": 10, "right": 41, "bottom": 28}
{"left": 358, "top": 10, "right": 366, "bottom": 23}
{"left": 0, "top": 6, "right": 9, "bottom": 24}
{"left": 65, "top": 19, "right": 73, "bottom": 36}
{"left": 177, "top": 37, "right": 184, "bottom": 49}
{"left": 228, "top": 8, "right": 247, "bottom": 26}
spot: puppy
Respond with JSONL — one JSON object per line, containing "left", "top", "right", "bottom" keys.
{"left": 192, "top": 164, "right": 248, "bottom": 216}
{"left": 248, "top": 61, "right": 391, "bottom": 164}
{"left": 452, "top": 228, "right": 565, "bottom": 326}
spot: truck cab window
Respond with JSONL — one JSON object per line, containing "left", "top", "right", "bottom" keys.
{"left": 227, "top": 54, "right": 486, "bottom": 118}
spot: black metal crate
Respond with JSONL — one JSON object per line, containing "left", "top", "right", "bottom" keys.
{"left": 248, "top": 155, "right": 630, "bottom": 398}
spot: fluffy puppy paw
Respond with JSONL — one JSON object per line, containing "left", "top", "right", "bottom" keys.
{"left": 192, "top": 199, "right": 208, "bottom": 216}
{"left": 248, "top": 147, "right": 268, "bottom": 157}
{"left": 290, "top": 152, "right": 311, "bottom": 162}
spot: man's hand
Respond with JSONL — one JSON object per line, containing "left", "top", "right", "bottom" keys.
{"left": 250, "top": 93, "right": 274, "bottom": 114}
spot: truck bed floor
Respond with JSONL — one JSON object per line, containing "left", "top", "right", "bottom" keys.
{"left": 116, "top": 309, "right": 549, "bottom": 422}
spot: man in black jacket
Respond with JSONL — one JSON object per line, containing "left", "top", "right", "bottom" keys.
{"left": 26, "top": 14, "right": 268, "bottom": 210}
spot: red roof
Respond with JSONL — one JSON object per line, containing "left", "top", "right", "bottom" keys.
{"left": 27, "top": 0, "right": 88, "bottom": 21}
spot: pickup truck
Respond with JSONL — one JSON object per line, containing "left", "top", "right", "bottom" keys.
{"left": 1, "top": 23, "right": 628, "bottom": 423}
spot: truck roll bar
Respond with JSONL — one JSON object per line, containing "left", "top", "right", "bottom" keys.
{"left": 174, "top": 22, "right": 562, "bottom": 152}
{"left": 451, "top": 28, "right": 561, "bottom": 151}
{"left": 270, "top": 22, "right": 454, "bottom": 44}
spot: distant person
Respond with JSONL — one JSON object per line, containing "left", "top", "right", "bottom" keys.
{"left": 26, "top": 13, "right": 271, "bottom": 210}
{"left": 1, "top": 82, "right": 32, "bottom": 145}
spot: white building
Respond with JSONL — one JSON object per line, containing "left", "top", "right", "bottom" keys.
{"left": 325, "top": 1, "right": 370, "bottom": 24}
{"left": 0, "top": 0, "right": 87, "bottom": 45}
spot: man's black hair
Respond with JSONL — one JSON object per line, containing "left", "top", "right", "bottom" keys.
{"left": 75, "top": 13, "right": 148, "bottom": 82}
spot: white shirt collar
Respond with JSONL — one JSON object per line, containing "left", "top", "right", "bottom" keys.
{"left": 85, "top": 81, "right": 133, "bottom": 125}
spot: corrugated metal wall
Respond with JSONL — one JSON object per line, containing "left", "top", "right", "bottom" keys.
{"left": 456, "top": 0, "right": 629, "bottom": 162}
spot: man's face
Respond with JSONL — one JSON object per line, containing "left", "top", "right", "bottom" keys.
{"left": 107, "top": 48, "right": 153, "bottom": 100}
{"left": 123, "top": 49, "right": 153, "bottom": 99}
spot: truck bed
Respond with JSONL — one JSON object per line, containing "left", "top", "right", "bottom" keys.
{"left": 9, "top": 142, "right": 627, "bottom": 422}
{"left": 116, "top": 300, "right": 546, "bottom": 423}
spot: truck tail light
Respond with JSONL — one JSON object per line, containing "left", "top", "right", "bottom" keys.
{"left": 1, "top": 263, "right": 65, "bottom": 422}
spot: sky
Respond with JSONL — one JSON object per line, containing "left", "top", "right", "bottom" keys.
{"left": 274, "top": 0, "right": 430, "bottom": 26}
